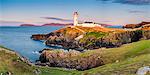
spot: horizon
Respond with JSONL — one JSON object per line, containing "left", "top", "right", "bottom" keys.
{"left": 0, "top": 0, "right": 150, "bottom": 26}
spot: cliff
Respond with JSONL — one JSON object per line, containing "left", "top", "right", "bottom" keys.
{"left": 31, "top": 34, "right": 48, "bottom": 40}
{"left": 0, "top": 46, "right": 81, "bottom": 75}
{"left": 1, "top": 40, "right": 150, "bottom": 74}
{"left": 38, "top": 48, "right": 104, "bottom": 70}
{"left": 38, "top": 40, "right": 150, "bottom": 71}
{"left": 31, "top": 26, "right": 150, "bottom": 50}
{"left": 31, "top": 25, "right": 150, "bottom": 71}
{"left": 123, "top": 21, "right": 150, "bottom": 29}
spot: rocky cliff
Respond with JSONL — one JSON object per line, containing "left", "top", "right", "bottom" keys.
{"left": 37, "top": 48, "right": 104, "bottom": 70}
{"left": 31, "top": 25, "right": 150, "bottom": 71}
{"left": 123, "top": 21, "right": 150, "bottom": 29}
{"left": 31, "top": 26, "right": 150, "bottom": 50}
{"left": 37, "top": 40, "right": 150, "bottom": 71}
{"left": 31, "top": 34, "right": 48, "bottom": 40}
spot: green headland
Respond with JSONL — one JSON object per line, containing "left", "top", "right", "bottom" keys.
{"left": 0, "top": 39, "right": 150, "bottom": 75}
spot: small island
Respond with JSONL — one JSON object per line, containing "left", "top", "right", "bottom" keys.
{"left": 20, "top": 24, "right": 37, "bottom": 26}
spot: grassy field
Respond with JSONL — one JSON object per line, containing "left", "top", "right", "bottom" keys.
{"left": 81, "top": 40, "right": 150, "bottom": 75}
{"left": 0, "top": 40, "right": 150, "bottom": 75}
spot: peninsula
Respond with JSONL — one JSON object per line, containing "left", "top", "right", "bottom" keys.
{"left": 31, "top": 12, "right": 150, "bottom": 72}
{"left": 1, "top": 0, "right": 150, "bottom": 75}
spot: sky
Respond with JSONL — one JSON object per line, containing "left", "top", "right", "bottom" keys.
{"left": 0, "top": 0, "right": 150, "bottom": 26}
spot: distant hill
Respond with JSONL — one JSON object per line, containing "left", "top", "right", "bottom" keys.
{"left": 20, "top": 24, "right": 37, "bottom": 26}
{"left": 42, "top": 23, "right": 73, "bottom": 26}
{"left": 20, "top": 23, "right": 112, "bottom": 27}
{"left": 42, "top": 23, "right": 112, "bottom": 27}
{"left": 20, "top": 23, "right": 73, "bottom": 26}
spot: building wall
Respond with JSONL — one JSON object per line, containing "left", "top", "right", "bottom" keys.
{"left": 77, "top": 23, "right": 101, "bottom": 27}
{"left": 73, "top": 12, "right": 78, "bottom": 26}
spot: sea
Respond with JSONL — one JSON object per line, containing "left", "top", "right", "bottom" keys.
{"left": 0, "top": 25, "right": 122, "bottom": 62}
{"left": 0, "top": 26, "right": 63, "bottom": 62}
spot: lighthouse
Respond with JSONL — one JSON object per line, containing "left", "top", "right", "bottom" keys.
{"left": 72, "top": 12, "right": 102, "bottom": 27}
{"left": 73, "top": 12, "right": 78, "bottom": 26}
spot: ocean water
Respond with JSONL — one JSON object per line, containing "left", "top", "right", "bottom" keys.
{"left": 107, "top": 25, "right": 123, "bottom": 28}
{"left": 0, "top": 26, "right": 63, "bottom": 62}
{"left": 0, "top": 26, "right": 122, "bottom": 62}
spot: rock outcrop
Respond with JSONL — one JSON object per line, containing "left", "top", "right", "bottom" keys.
{"left": 31, "top": 26, "right": 150, "bottom": 50}
{"left": 79, "top": 30, "right": 150, "bottom": 49}
{"left": 31, "top": 34, "right": 48, "bottom": 40}
{"left": 38, "top": 48, "right": 104, "bottom": 70}
{"left": 123, "top": 21, "right": 150, "bottom": 29}
{"left": 32, "top": 24, "right": 150, "bottom": 71}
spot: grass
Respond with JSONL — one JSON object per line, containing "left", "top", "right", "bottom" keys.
{"left": 78, "top": 40, "right": 150, "bottom": 63}
{"left": 0, "top": 46, "right": 80, "bottom": 75}
{"left": 0, "top": 47, "right": 35, "bottom": 75}
{"left": 83, "top": 54, "right": 150, "bottom": 75}
{"left": 80, "top": 40, "right": 150, "bottom": 75}
{"left": 0, "top": 40, "right": 150, "bottom": 75}
{"left": 79, "top": 32, "right": 108, "bottom": 47}
{"left": 85, "top": 32, "right": 107, "bottom": 38}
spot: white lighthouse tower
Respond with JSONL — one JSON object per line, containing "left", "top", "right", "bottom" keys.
{"left": 73, "top": 12, "right": 78, "bottom": 26}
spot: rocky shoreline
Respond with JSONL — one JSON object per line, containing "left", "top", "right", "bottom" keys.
{"left": 123, "top": 21, "right": 150, "bottom": 29}
{"left": 0, "top": 46, "right": 35, "bottom": 66}
{"left": 31, "top": 26, "right": 150, "bottom": 50}
{"left": 1, "top": 39, "right": 150, "bottom": 75}
{"left": 35, "top": 48, "right": 105, "bottom": 70}
{"left": 31, "top": 23, "right": 150, "bottom": 70}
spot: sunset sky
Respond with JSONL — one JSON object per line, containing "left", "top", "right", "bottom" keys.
{"left": 0, "top": 0, "right": 150, "bottom": 26}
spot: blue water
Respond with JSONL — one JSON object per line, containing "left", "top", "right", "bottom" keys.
{"left": 107, "top": 26, "right": 123, "bottom": 28}
{"left": 0, "top": 26, "right": 63, "bottom": 62}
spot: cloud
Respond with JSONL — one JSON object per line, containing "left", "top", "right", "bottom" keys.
{"left": 128, "top": 10, "right": 146, "bottom": 13}
{"left": 0, "top": 20, "right": 24, "bottom": 23}
{"left": 115, "top": 0, "right": 150, "bottom": 5}
{"left": 0, "top": 20, "right": 24, "bottom": 26}
{"left": 41, "top": 17, "right": 73, "bottom": 22}
{"left": 101, "top": 20, "right": 112, "bottom": 22}
{"left": 96, "top": 0, "right": 110, "bottom": 1}
{"left": 96, "top": 0, "right": 150, "bottom": 5}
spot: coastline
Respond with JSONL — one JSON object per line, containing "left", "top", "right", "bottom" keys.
{"left": 0, "top": 45, "right": 80, "bottom": 75}
{"left": 0, "top": 24, "right": 150, "bottom": 74}
{"left": 31, "top": 26, "right": 150, "bottom": 50}
{"left": 1, "top": 40, "right": 150, "bottom": 75}
{"left": 0, "top": 45, "right": 34, "bottom": 66}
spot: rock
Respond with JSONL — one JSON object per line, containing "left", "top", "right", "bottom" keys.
{"left": 34, "top": 69, "right": 41, "bottom": 75}
{"left": 38, "top": 49, "right": 104, "bottom": 70}
{"left": 123, "top": 24, "right": 137, "bottom": 29}
{"left": 31, "top": 34, "right": 48, "bottom": 40}
{"left": 75, "top": 35, "right": 84, "bottom": 41}
{"left": 136, "top": 66, "right": 150, "bottom": 75}
{"left": 123, "top": 21, "right": 150, "bottom": 29}
{"left": 115, "top": 60, "right": 119, "bottom": 63}
{"left": 6, "top": 71, "right": 12, "bottom": 75}
{"left": 31, "top": 26, "right": 150, "bottom": 50}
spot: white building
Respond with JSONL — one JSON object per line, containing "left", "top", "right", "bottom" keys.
{"left": 73, "top": 12, "right": 78, "bottom": 26}
{"left": 73, "top": 12, "right": 102, "bottom": 27}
